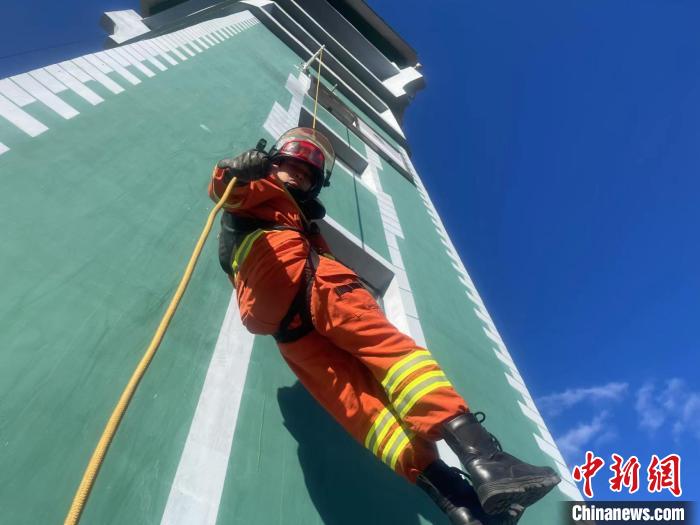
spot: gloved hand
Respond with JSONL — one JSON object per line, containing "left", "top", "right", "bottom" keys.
{"left": 217, "top": 149, "right": 270, "bottom": 182}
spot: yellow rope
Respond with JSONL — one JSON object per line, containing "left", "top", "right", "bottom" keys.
{"left": 64, "top": 176, "right": 238, "bottom": 525}
{"left": 311, "top": 47, "right": 324, "bottom": 130}
{"left": 66, "top": 47, "right": 325, "bottom": 520}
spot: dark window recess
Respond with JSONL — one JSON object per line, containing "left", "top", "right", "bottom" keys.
{"left": 317, "top": 218, "right": 394, "bottom": 297}
{"left": 142, "top": 0, "right": 187, "bottom": 16}
{"left": 308, "top": 79, "right": 414, "bottom": 184}
{"left": 314, "top": 81, "right": 359, "bottom": 128}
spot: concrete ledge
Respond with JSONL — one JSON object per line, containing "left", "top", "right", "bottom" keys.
{"left": 102, "top": 10, "right": 151, "bottom": 47}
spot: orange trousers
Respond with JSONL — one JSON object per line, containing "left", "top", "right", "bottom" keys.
{"left": 277, "top": 256, "right": 469, "bottom": 483}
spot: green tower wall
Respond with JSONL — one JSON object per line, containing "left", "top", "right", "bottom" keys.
{"left": 0, "top": 6, "right": 578, "bottom": 524}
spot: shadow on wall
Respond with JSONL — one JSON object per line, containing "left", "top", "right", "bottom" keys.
{"left": 277, "top": 382, "right": 447, "bottom": 525}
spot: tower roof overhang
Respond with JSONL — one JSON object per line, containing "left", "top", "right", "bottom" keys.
{"left": 133, "top": 0, "right": 423, "bottom": 128}
{"left": 325, "top": 0, "right": 418, "bottom": 68}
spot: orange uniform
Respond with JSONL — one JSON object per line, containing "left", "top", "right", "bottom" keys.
{"left": 209, "top": 166, "right": 469, "bottom": 482}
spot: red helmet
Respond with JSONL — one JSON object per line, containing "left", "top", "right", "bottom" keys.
{"left": 271, "top": 127, "right": 335, "bottom": 198}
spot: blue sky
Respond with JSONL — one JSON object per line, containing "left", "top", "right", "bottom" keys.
{"left": 2, "top": 0, "right": 698, "bottom": 503}
{"left": 370, "top": 0, "right": 700, "bottom": 502}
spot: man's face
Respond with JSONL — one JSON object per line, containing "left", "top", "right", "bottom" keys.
{"left": 271, "top": 158, "right": 315, "bottom": 192}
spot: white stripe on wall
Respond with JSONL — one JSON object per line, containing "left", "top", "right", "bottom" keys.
{"left": 160, "top": 296, "right": 255, "bottom": 525}
{"left": 56, "top": 60, "right": 91, "bottom": 84}
{"left": 69, "top": 58, "right": 124, "bottom": 94}
{"left": 29, "top": 69, "right": 67, "bottom": 94}
{"left": 84, "top": 53, "right": 113, "bottom": 74}
{"left": 0, "top": 92, "right": 48, "bottom": 137}
{"left": 184, "top": 28, "right": 208, "bottom": 50}
{"left": 152, "top": 36, "right": 186, "bottom": 62}
{"left": 10, "top": 73, "right": 78, "bottom": 119}
{"left": 141, "top": 39, "right": 178, "bottom": 66}
{"left": 44, "top": 65, "right": 104, "bottom": 106}
{"left": 0, "top": 78, "right": 35, "bottom": 107}
{"left": 111, "top": 47, "right": 155, "bottom": 78}
{"left": 168, "top": 33, "right": 197, "bottom": 56}
{"left": 96, "top": 52, "right": 141, "bottom": 85}
{"left": 131, "top": 42, "right": 168, "bottom": 71}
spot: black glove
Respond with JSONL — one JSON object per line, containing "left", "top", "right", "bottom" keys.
{"left": 217, "top": 149, "right": 269, "bottom": 182}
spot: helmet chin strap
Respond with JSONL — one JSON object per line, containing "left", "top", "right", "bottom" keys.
{"left": 284, "top": 184, "right": 326, "bottom": 221}
{"left": 285, "top": 184, "right": 311, "bottom": 203}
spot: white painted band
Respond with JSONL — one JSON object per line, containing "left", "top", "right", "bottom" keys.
{"left": 0, "top": 93, "right": 47, "bottom": 137}
{"left": 94, "top": 52, "right": 141, "bottom": 85}
{"left": 161, "top": 296, "right": 255, "bottom": 525}
{"left": 0, "top": 78, "right": 35, "bottom": 106}
{"left": 29, "top": 69, "right": 66, "bottom": 94}
{"left": 44, "top": 65, "right": 103, "bottom": 106}
{"left": 10, "top": 73, "right": 78, "bottom": 120}
{"left": 70, "top": 58, "right": 124, "bottom": 94}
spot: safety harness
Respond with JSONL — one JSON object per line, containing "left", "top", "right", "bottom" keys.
{"left": 218, "top": 212, "right": 319, "bottom": 343}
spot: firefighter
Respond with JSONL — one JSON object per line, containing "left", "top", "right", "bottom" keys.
{"left": 208, "top": 128, "right": 560, "bottom": 524}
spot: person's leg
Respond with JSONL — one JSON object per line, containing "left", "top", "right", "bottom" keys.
{"left": 278, "top": 330, "right": 438, "bottom": 483}
{"left": 279, "top": 331, "right": 527, "bottom": 524}
{"left": 309, "top": 256, "right": 468, "bottom": 440}
{"left": 308, "top": 256, "right": 560, "bottom": 515}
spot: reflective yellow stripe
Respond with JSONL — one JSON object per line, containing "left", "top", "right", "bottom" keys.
{"left": 399, "top": 381, "right": 452, "bottom": 419}
{"left": 235, "top": 230, "right": 265, "bottom": 265}
{"left": 389, "top": 434, "right": 411, "bottom": 470}
{"left": 380, "top": 426, "right": 406, "bottom": 464}
{"left": 363, "top": 407, "right": 391, "bottom": 450}
{"left": 363, "top": 408, "right": 386, "bottom": 448}
{"left": 231, "top": 229, "right": 266, "bottom": 274}
{"left": 381, "top": 350, "right": 430, "bottom": 390}
{"left": 365, "top": 408, "right": 410, "bottom": 460}
{"left": 392, "top": 370, "right": 447, "bottom": 412}
{"left": 373, "top": 416, "right": 397, "bottom": 455}
{"left": 386, "top": 358, "right": 438, "bottom": 398}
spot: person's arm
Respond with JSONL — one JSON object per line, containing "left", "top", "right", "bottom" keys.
{"left": 208, "top": 149, "right": 276, "bottom": 212}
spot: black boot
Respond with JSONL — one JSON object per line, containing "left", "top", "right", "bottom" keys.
{"left": 417, "top": 459, "right": 524, "bottom": 525}
{"left": 442, "top": 412, "right": 561, "bottom": 515}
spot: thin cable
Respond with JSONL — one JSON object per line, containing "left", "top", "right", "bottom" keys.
{"left": 64, "top": 176, "right": 238, "bottom": 525}
{"left": 311, "top": 47, "right": 324, "bottom": 130}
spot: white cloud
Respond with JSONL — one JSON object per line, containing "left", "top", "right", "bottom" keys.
{"left": 635, "top": 379, "right": 700, "bottom": 442}
{"left": 538, "top": 382, "right": 629, "bottom": 417}
{"left": 661, "top": 378, "right": 686, "bottom": 411}
{"left": 635, "top": 382, "right": 663, "bottom": 431}
{"left": 556, "top": 412, "right": 609, "bottom": 460}
{"left": 678, "top": 394, "right": 700, "bottom": 440}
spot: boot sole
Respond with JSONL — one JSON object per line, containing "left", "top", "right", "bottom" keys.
{"left": 476, "top": 473, "right": 561, "bottom": 515}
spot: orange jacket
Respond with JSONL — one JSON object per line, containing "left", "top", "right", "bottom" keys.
{"left": 208, "top": 165, "right": 330, "bottom": 334}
